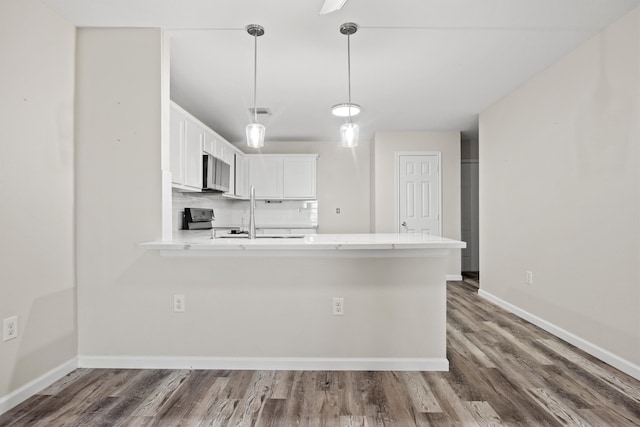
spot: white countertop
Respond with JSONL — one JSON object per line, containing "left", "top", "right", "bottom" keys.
{"left": 142, "top": 233, "right": 465, "bottom": 258}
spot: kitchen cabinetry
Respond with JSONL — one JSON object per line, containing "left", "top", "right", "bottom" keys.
{"left": 169, "top": 106, "right": 186, "bottom": 185}
{"left": 171, "top": 101, "right": 239, "bottom": 193}
{"left": 203, "top": 129, "right": 215, "bottom": 156}
{"left": 283, "top": 156, "right": 317, "bottom": 199}
{"left": 247, "top": 154, "right": 317, "bottom": 200}
{"left": 170, "top": 103, "right": 203, "bottom": 191}
{"left": 183, "top": 117, "right": 204, "bottom": 189}
{"left": 248, "top": 156, "right": 283, "bottom": 199}
{"left": 170, "top": 102, "right": 316, "bottom": 200}
{"left": 234, "top": 154, "right": 249, "bottom": 199}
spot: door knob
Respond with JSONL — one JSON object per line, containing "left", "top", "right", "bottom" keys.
{"left": 401, "top": 221, "right": 407, "bottom": 227}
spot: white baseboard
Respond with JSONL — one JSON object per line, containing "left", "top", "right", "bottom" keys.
{"left": 447, "top": 275, "right": 463, "bottom": 281}
{"left": 0, "top": 357, "right": 78, "bottom": 416}
{"left": 78, "top": 355, "right": 449, "bottom": 372}
{"left": 479, "top": 290, "right": 640, "bottom": 381}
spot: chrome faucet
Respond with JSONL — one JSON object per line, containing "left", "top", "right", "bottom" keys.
{"left": 249, "top": 185, "right": 256, "bottom": 239}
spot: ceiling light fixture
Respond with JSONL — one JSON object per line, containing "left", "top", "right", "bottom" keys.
{"left": 246, "top": 24, "right": 265, "bottom": 149}
{"left": 338, "top": 22, "right": 359, "bottom": 148}
{"left": 331, "top": 103, "right": 360, "bottom": 117}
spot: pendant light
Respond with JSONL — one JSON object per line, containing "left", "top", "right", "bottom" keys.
{"left": 246, "top": 24, "right": 265, "bottom": 149}
{"left": 339, "top": 22, "right": 359, "bottom": 148}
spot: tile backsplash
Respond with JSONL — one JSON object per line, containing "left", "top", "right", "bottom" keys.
{"left": 172, "top": 189, "right": 318, "bottom": 231}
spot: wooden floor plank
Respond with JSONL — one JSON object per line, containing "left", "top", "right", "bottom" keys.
{"left": 538, "top": 338, "right": 640, "bottom": 402}
{"left": 129, "top": 369, "right": 191, "bottom": 418}
{"left": 38, "top": 369, "right": 93, "bottom": 396}
{"left": 2, "top": 281, "right": 639, "bottom": 427}
{"left": 463, "top": 401, "right": 503, "bottom": 426}
{"left": 398, "top": 371, "right": 441, "bottom": 413}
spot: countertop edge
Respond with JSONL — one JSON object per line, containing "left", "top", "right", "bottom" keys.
{"left": 140, "top": 234, "right": 466, "bottom": 254}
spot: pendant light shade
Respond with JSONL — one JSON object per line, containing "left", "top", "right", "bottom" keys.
{"left": 340, "top": 122, "right": 359, "bottom": 148}
{"left": 246, "top": 24, "right": 265, "bottom": 149}
{"left": 338, "top": 22, "right": 359, "bottom": 148}
{"left": 246, "top": 123, "right": 265, "bottom": 148}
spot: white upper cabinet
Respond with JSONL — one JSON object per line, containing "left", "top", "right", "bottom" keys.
{"left": 170, "top": 102, "right": 316, "bottom": 200}
{"left": 203, "top": 129, "right": 215, "bottom": 156}
{"left": 183, "top": 117, "right": 204, "bottom": 189}
{"left": 233, "top": 153, "right": 249, "bottom": 199}
{"left": 169, "top": 106, "right": 186, "bottom": 185}
{"left": 248, "top": 155, "right": 283, "bottom": 199}
{"left": 247, "top": 154, "right": 317, "bottom": 200}
{"left": 283, "top": 156, "right": 317, "bottom": 199}
{"left": 170, "top": 101, "right": 237, "bottom": 192}
{"left": 170, "top": 103, "right": 202, "bottom": 191}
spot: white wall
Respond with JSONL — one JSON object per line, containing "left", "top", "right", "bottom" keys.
{"left": 76, "top": 29, "right": 460, "bottom": 363}
{"left": 74, "top": 30, "right": 449, "bottom": 363}
{"left": 371, "top": 131, "right": 462, "bottom": 278}
{"left": 238, "top": 140, "right": 371, "bottom": 233}
{"left": 75, "top": 28, "right": 165, "bottom": 355}
{"left": 0, "top": 0, "right": 76, "bottom": 399}
{"left": 479, "top": 7, "right": 640, "bottom": 374}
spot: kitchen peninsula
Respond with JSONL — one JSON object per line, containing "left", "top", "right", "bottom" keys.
{"left": 143, "top": 233, "right": 465, "bottom": 371}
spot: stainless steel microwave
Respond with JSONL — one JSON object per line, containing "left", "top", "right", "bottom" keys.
{"left": 202, "top": 154, "right": 230, "bottom": 192}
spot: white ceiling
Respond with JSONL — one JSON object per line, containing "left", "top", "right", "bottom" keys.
{"left": 43, "top": 0, "right": 639, "bottom": 143}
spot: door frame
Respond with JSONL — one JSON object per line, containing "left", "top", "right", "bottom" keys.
{"left": 395, "top": 151, "right": 442, "bottom": 235}
{"left": 461, "top": 159, "right": 479, "bottom": 271}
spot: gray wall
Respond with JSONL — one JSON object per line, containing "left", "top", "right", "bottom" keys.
{"left": 0, "top": 0, "right": 77, "bottom": 398}
{"left": 479, "top": 7, "right": 640, "bottom": 372}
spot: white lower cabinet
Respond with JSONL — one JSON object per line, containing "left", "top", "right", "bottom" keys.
{"left": 247, "top": 154, "right": 317, "bottom": 200}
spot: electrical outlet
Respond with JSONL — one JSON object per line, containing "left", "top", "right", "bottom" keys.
{"left": 526, "top": 271, "right": 533, "bottom": 285}
{"left": 333, "top": 297, "right": 344, "bottom": 316}
{"left": 3, "top": 316, "right": 18, "bottom": 342}
{"left": 174, "top": 295, "right": 185, "bottom": 313}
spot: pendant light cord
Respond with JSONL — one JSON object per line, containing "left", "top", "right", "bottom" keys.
{"left": 253, "top": 31, "right": 258, "bottom": 124}
{"left": 347, "top": 32, "right": 352, "bottom": 123}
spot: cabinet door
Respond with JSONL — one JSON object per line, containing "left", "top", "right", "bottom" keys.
{"left": 214, "top": 138, "right": 225, "bottom": 160}
{"left": 203, "top": 130, "right": 215, "bottom": 156}
{"left": 169, "top": 107, "right": 186, "bottom": 185}
{"left": 183, "top": 118, "right": 203, "bottom": 189}
{"left": 248, "top": 156, "right": 282, "bottom": 198}
{"left": 234, "top": 154, "right": 249, "bottom": 198}
{"left": 283, "top": 156, "right": 317, "bottom": 199}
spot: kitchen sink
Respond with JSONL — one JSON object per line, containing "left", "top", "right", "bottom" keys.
{"left": 218, "top": 234, "right": 305, "bottom": 239}
{"left": 259, "top": 234, "right": 306, "bottom": 239}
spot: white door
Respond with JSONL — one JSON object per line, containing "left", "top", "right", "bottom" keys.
{"left": 461, "top": 161, "right": 479, "bottom": 271}
{"left": 398, "top": 154, "right": 441, "bottom": 236}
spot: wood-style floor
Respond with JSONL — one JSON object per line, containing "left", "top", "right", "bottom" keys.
{"left": 2, "top": 282, "right": 639, "bottom": 426}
